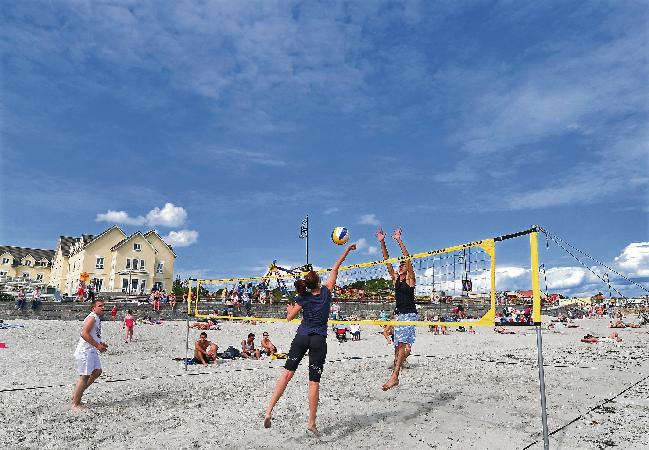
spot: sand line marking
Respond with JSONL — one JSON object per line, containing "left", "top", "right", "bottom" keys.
{"left": 522, "top": 373, "right": 649, "bottom": 450}
{"left": 0, "top": 352, "right": 635, "bottom": 394}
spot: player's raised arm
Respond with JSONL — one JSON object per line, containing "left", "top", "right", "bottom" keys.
{"left": 377, "top": 228, "right": 396, "bottom": 282}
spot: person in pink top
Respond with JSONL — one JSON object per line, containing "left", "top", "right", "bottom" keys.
{"left": 123, "top": 310, "right": 135, "bottom": 343}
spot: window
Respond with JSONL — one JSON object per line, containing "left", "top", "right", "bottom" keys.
{"left": 140, "top": 279, "right": 146, "bottom": 293}
{"left": 140, "top": 259, "right": 145, "bottom": 270}
{"left": 154, "top": 281, "right": 163, "bottom": 291}
{"left": 122, "top": 279, "right": 129, "bottom": 292}
{"left": 133, "top": 259, "right": 139, "bottom": 270}
{"left": 131, "top": 279, "right": 139, "bottom": 292}
{"left": 1, "top": 258, "right": 9, "bottom": 265}
{"left": 22, "top": 272, "right": 30, "bottom": 279}
{"left": 134, "top": 243, "right": 141, "bottom": 252}
{"left": 156, "top": 262, "right": 164, "bottom": 274}
{"left": 24, "top": 260, "right": 32, "bottom": 266}
{"left": 36, "top": 273, "right": 44, "bottom": 282}
{"left": 94, "top": 279, "right": 103, "bottom": 292}
{"left": 126, "top": 259, "right": 131, "bottom": 269}
{"left": 0, "top": 271, "right": 7, "bottom": 276}
{"left": 96, "top": 257, "right": 104, "bottom": 269}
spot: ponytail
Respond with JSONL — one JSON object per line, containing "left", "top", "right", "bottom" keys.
{"left": 294, "top": 279, "right": 307, "bottom": 295}
{"left": 294, "top": 271, "right": 320, "bottom": 295}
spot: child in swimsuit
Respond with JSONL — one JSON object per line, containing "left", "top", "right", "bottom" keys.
{"left": 123, "top": 310, "right": 135, "bottom": 343}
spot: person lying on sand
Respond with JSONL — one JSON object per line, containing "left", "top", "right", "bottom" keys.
{"left": 494, "top": 326, "right": 515, "bottom": 334}
{"left": 581, "top": 332, "right": 622, "bottom": 344}
{"left": 609, "top": 319, "right": 626, "bottom": 328}
{"left": 194, "top": 332, "right": 217, "bottom": 365}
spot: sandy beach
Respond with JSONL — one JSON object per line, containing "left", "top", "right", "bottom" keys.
{"left": 1, "top": 316, "right": 647, "bottom": 449}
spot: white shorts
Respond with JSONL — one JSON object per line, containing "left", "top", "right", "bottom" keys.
{"left": 74, "top": 350, "right": 102, "bottom": 375}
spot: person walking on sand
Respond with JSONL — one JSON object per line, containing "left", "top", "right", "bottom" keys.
{"left": 71, "top": 299, "right": 108, "bottom": 411}
{"left": 376, "top": 227, "right": 418, "bottom": 391}
{"left": 264, "top": 243, "right": 357, "bottom": 436}
{"left": 123, "top": 310, "right": 135, "bottom": 343}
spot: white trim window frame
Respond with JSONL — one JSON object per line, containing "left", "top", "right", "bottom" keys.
{"left": 134, "top": 243, "right": 141, "bottom": 252}
{"left": 140, "top": 259, "right": 145, "bottom": 270}
{"left": 36, "top": 273, "right": 44, "bottom": 281}
{"left": 96, "top": 257, "right": 104, "bottom": 269}
{"left": 133, "top": 259, "right": 139, "bottom": 270}
{"left": 156, "top": 261, "right": 164, "bottom": 274}
{"left": 2, "top": 258, "right": 9, "bottom": 264}
{"left": 126, "top": 258, "right": 131, "bottom": 269}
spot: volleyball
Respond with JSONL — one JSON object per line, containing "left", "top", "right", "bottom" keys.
{"left": 331, "top": 227, "right": 349, "bottom": 245}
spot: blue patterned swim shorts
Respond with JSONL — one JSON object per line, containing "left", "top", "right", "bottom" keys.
{"left": 394, "top": 313, "right": 418, "bottom": 346}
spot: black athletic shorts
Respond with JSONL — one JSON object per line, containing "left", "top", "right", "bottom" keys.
{"left": 284, "top": 334, "right": 327, "bottom": 382}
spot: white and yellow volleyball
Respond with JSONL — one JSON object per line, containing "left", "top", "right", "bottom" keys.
{"left": 331, "top": 227, "right": 349, "bottom": 245}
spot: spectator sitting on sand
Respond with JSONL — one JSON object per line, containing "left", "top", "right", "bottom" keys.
{"left": 261, "top": 332, "right": 277, "bottom": 356}
{"left": 609, "top": 319, "right": 626, "bottom": 328}
{"left": 194, "top": 332, "right": 217, "bottom": 365}
{"left": 241, "top": 333, "right": 261, "bottom": 359}
{"left": 349, "top": 323, "right": 361, "bottom": 340}
{"left": 15, "top": 287, "right": 27, "bottom": 309}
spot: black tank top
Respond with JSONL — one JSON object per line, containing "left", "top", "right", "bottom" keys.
{"left": 394, "top": 277, "right": 416, "bottom": 314}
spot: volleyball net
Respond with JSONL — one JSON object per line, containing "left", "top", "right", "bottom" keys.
{"left": 187, "top": 228, "right": 543, "bottom": 327}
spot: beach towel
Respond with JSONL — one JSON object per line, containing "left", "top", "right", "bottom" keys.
{"left": 0, "top": 323, "right": 25, "bottom": 330}
{"left": 271, "top": 353, "right": 288, "bottom": 360}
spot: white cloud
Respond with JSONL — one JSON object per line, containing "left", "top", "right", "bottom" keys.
{"left": 324, "top": 207, "right": 339, "bottom": 215}
{"left": 97, "top": 203, "right": 188, "bottom": 228}
{"left": 614, "top": 242, "right": 649, "bottom": 277}
{"left": 357, "top": 214, "right": 380, "bottom": 226}
{"left": 205, "top": 147, "right": 287, "bottom": 167}
{"left": 95, "top": 210, "right": 145, "bottom": 226}
{"left": 161, "top": 229, "right": 198, "bottom": 247}
{"left": 367, "top": 246, "right": 378, "bottom": 255}
{"left": 355, "top": 238, "right": 368, "bottom": 250}
{"left": 145, "top": 203, "right": 187, "bottom": 227}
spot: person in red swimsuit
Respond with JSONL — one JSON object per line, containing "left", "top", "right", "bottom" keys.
{"left": 123, "top": 310, "right": 135, "bottom": 343}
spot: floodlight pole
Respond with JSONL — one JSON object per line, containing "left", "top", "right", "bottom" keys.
{"left": 530, "top": 231, "right": 550, "bottom": 450}
{"left": 300, "top": 215, "right": 309, "bottom": 266}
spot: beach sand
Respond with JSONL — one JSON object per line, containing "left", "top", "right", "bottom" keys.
{"left": 0, "top": 316, "right": 647, "bottom": 449}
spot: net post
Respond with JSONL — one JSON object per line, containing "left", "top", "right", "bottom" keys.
{"left": 530, "top": 232, "right": 549, "bottom": 450}
{"left": 184, "top": 279, "right": 192, "bottom": 371}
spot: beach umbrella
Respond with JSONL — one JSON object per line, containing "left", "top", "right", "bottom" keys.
{"left": 80, "top": 272, "right": 90, "bottom": 282}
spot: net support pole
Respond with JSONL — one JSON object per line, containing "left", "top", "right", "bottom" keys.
{"left": 184, "top": 279, "right": 193, "bottom": 371}
{"left": 530, "top": 232, "right": 549, "bottom": 450}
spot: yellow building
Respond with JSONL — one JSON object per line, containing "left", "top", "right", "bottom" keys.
{"left": 0, "top": 246, "right": 55, "bottom": 283}
{"left": 49, "top": 225, "right": 177, "bottom": 295}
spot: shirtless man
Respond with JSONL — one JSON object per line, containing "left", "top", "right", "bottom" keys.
{"left": 241, "top": 333, "right": 261, "bottom": 359}
{"left": 260, "top": 332, "right": 277, "bottom": 356}
{"left": 71, "top": 299, "right": 108, "bottom": 411}
{"left": 194, "top": 332, "right": 217, "bottom": 365}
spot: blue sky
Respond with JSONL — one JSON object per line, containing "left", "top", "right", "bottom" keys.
{"left": 1, "top": 1, "right": 647, "bottom": 297}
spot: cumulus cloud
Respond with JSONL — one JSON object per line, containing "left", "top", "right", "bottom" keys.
{"left": 357, "top": 214, "right": 380, "bottom": 226}
{"left": 96, "top": 203, "right": 187, "bottom": 228}
{"left": 354, "top": 238, "right": 378, "bottom": 255}
{"left": 145, "top": 203, "right": 187, "bottom": 227}
{"left": 614, "top": 242, "right": 649, "bottom": 277}
{"left": 161, "top": 229, "right": 198, "bottom": 247}
{"left": 95, "top": 210, "right": 145, "bottom": 226}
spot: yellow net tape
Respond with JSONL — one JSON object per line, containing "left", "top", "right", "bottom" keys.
{"left": 189, "top": 238, "right": 500, "bottom": 327}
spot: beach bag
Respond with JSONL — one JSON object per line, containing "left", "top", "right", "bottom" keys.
{"left": 222, "top": 346, "right": 241, "bottom": 359}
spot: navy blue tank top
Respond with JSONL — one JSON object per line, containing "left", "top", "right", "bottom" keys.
{"left": 296, "top": 286, "right": 331, "bottom": 336}
{"left": 394, "top": 278, "right": 416, "bottom": 314}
